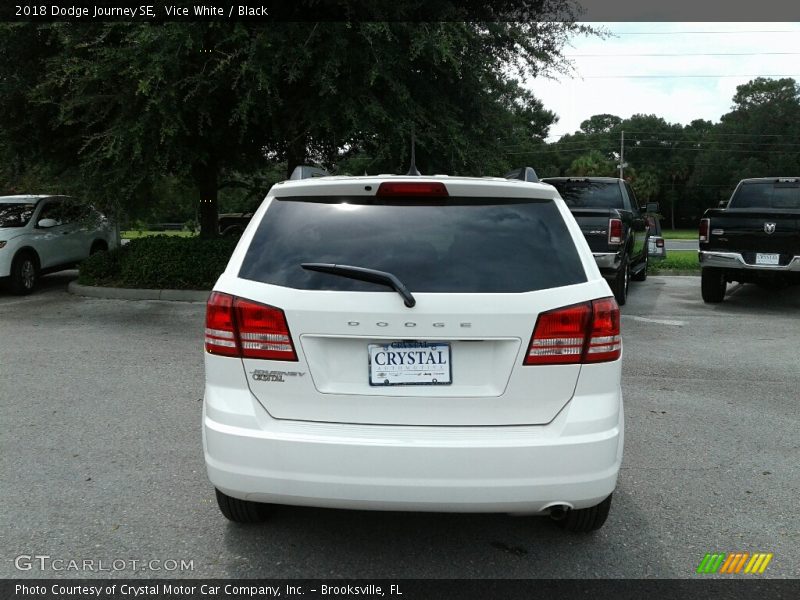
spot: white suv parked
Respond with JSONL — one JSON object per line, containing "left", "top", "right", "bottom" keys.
{"left": 0, "top": 195, "right": 117, "bottom": 294}
{"left": 203, "top": 175, "right": 624, "bottom": 532}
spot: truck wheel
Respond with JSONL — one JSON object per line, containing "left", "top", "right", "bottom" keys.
{"left": 701, "top": 267, "right": 726, "bottom": 303}
{"left": 9, "top": 252, "right": 38, "bottom": 295}
{"left": 221, "top": 226, "right": 244, "bottom": 237}
{"left": 215, "top": 488, "right": 272, "bottom": 523}
{"left": 558, "top": 494, "right": 612, "bottom": 533}
{"left": 90, "top": 241, "right": 108, "bottom": 255}
{"left": 611, "top": 258, "right": 628, "bottom": 306}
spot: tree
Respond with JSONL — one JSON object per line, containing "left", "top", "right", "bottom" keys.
{"left": 580, "top": 114, "right": 622, "bottom": 135}
{"left": 0, "top": 14, "right": 590, "bottom": 236}
{"left": 631, "top": 171, "right": 659, "bottom": 202}
{"left": 568, "top": 150, "right": 614, "bottom": 176}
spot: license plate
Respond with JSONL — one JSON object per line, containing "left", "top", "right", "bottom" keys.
{"left": 368, "top": 342, "right": 452, "bottom": 386}
{"left": 756, "top": 253, "right": 780, "bottom": 266}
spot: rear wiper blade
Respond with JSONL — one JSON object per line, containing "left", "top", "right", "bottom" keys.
{"left": 300, "top": 263, "right": 416, "bottom": 308}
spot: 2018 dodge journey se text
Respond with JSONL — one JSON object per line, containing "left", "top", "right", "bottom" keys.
{"left": 202, "top": 172, "right": 624, "bottom": 532}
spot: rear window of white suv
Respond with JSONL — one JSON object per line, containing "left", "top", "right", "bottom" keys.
{"left": 239, "top": 196, "right": 587, "bottom": 293}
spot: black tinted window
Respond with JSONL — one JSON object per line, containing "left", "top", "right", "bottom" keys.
{"left": 0, "top": 203, "right": 36, "bottom": 228}
{"left": 239, "top": 196, "right": 587, "bottom": 293}
{"left": 730, "top": 181, "right": 800, "bottom": 209}
{"left": 546, "top": 180, "right": 624, "bottom": 209}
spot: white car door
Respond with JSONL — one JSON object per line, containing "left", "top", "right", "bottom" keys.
{"left": 32, "top": 199, "right": 81, "bottom": 268}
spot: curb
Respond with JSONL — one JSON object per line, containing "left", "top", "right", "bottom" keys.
{"left": 650, "top": 271, "right": 700, "bottom": 277}
{"left": 67, "top": 281, "right": 209, "bottom": 302}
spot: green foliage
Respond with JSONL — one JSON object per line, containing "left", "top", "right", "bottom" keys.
{"left": 660, "top": 229, "right": 697, "bottom": 240}
{"left": 649, "top": 251, "right": 699, "bottom": 273}
{"left": 631, "top": 171, "right": 660, "bottom": 202}
{"left": 567, "top": 150, "right": 614, "bottom": 176}
{"left": 78, "top": 236, "right": 238, "bottom": 289}
{"left": 0, "top": 16, "right": 589, "bottom": 233}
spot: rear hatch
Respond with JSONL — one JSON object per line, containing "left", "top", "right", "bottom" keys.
{"left": 705, "top": 180, "right": 800, "bottom": 258}
{"left": 224, "top": 182, "right": 602, "bottom": 426}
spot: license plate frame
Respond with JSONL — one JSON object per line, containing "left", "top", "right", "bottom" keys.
{"left": 756, "top": 253, "right": 780, "bottom": 266}
{"left": 368, "top": 341, "right": 452, "bottom": 387}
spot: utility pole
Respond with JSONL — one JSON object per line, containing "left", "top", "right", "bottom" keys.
{"left": 619, "top": 130, "right": 625, "bottom": 179}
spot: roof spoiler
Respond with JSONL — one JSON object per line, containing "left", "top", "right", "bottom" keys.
{"left": 504, "top": 167, "right": 539, "bottom": 183}
{"left": 289, "top": 166, "right": 331, "bottom": 180}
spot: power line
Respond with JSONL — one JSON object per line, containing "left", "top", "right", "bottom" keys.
{"left": 610, "top": 29, "right": 800, "bottom": 35}
{"left": 621, "top": 131, "right": 800, "bottom": 138}
{"left": 501, "top": 146, "right": 800, "bottom": 156}
{"left": 579, "top": 74, "right": 800, "bottom": 79}
{"left": 544, "top": 130, "right": 800, "bottom": 143}
{"left": 567, "top": 52, "right": 800, "bottom": 58}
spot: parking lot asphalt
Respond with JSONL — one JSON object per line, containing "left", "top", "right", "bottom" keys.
{"left": 1, "top": 273, "right": 799, "bottom": 579}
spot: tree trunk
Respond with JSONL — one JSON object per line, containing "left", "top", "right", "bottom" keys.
{"left": 285, "top": 135, "right": 308, "bottom": 179}
{"left": 670, "top": 178, "right": 676, "bottom": 230}
{"left": 195, "top": 161, "right": 219, "bottom": 238}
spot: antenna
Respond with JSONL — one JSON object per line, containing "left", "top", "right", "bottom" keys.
{"left": 406, "top": 133, "right": 421, "bottom": 176}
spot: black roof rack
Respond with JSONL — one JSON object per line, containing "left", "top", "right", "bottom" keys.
{"left": 504, "top": 167, "right": 539, "bottom": 183}
{"left": 289, "top": 166, "right": 331, "bottom": 180}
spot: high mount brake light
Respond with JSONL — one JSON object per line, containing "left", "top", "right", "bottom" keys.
{"left": 699, "top": 218, "right": 710, "bottom": 243}
{"left": 205, "top": 292, "right": 297, "bottom": 361}
{"left": 525, "top": 297, "right": 621, "bottom": 365}
{"left": 608, "top": 218, "right": 623, "bottom": 245}
{"left": 376, "top": 182, "right": 449, "bottom": 197}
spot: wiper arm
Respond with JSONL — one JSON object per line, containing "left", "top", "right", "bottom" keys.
{"left": 301, "top": 263, "right": 416, "bottom": 308}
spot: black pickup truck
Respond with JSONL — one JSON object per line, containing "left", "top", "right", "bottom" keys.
{"left": 218, "top": 212, "right": 254, "bottom": 236}
{"left": 699, "top": 177, "right": 800, "bottom": 302}
{"left": 542, "top": 177, "right": 650, "bottom": 305}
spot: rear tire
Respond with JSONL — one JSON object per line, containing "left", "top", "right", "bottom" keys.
{"left": 559, "top": 494, "right": 612, "bottom": 533}
{"left": 611, "top": 257, "right": 629, "bottom": 306}
{"left": 701, "top": 267, "right": 726, "bottom": 303}
{"left": 89, "top": 241, "right": 108, "bottom": 255}
{"left": 215, "top": 488, "right": 272, "bottom": 523}
{"left": 9, "top": 252, "right": 38, "bottom": 295}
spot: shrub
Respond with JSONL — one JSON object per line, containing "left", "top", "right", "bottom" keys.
{"left": 79, "top": 235, "right": 239, "bottom": 289}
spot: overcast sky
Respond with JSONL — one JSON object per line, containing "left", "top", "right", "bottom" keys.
{"left": 530, "top": 22, "right": 800, "bottom": 141}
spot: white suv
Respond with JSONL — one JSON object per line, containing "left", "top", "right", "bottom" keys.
{"left": 203, "top": 175, "right": 624, "bottom": 532}
{"left": 0, "top": 195, "right": 117, "bottom": 294}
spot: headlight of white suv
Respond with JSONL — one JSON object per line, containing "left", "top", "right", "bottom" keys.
{"left": 0, "top": 241, "right": 7, "bottom": 248}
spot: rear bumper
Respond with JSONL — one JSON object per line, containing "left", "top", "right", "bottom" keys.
{"left": 203, "top": 363, "right": 624, "bottom": 514}
{"left": 699, "top": 251, "right": 800, "bottom": 271}
{"left": 593, "top": 252, "right": 621, "bottom": 270}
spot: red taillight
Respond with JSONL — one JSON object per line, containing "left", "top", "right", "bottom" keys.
{"left": 376, "top": 182, "right": 449, "bottom": 197}
{"left": 608, "top": 218, "right": 623, "bottom": 245}
{"left": 525, "top": 298, "right": 621, "bottom": 365}
{"left": 205, "top": 292, "right": 238, "bottom": 357}
{"left": 525, "top": 302, "right": 591, "bottom": 365}
{"left": 204, "top": 292, "right": 297, "bottom": 361}
{"left": 234, "top": 298, "right": 297, "bottom": 361}
{"left": 584, "top": 297, "right": 622, "bottom": 363}
{"left": 656, "top": 238, "right": 665, "bottom": 248}
{"left": 699, "top": 218, "right": 710, "bottom": 243}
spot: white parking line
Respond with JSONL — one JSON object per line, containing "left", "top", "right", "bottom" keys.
{"left": 623, "top": 315, "right": 685, "bottom": 326}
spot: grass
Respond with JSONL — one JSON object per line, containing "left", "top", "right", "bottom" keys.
{"left": 650, "top": 250, "right": 699, "bottom": 273}
{"left": 660, "top": 229, "right": 697, "bottom": 240}
{"left": 121, "top": 230, "right": 196, "bottom": 239}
